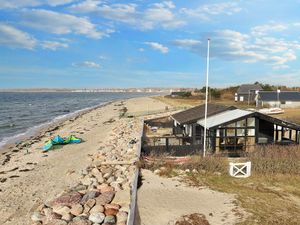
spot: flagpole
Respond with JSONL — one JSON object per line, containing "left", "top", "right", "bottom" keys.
{"left": 203, "top": 38, "right": 210, "bottom": 157}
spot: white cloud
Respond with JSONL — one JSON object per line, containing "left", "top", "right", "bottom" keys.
{"left": 180, "top": 2, "right": 241, "bottom": 20}
{"left": 0, "top": 23, "right": 69, "bottom": 51}
{"left": 138, "top": 48, "right": 144, "bottom": 52}
{"left": 40, "top": 40, "right": 69, "bottom": 50}
{"left": 69, "top": 1, "right": 185, "bottom": 30}
{"left": 0, "top": 24, "right": 37, "bottom": 49}
{"left": 172, "top": 39, "right": 202, "bottom": 48}
{"left": 173, "top": 28, "right": 300, "bottom": 69}
{"left": 21, "top": 9, "right": 112, "bottom": 39}
{"left": 251, "top": 22, "right": 288, "bottom": 36}
{"left": 145, "top": 42, "right": 169, "bottom": 54}
{"left": 0, "top": 0, "right": 75, "bottom": 8}
{"left": 72, "top": 61, "right": 101, "bottom": 68}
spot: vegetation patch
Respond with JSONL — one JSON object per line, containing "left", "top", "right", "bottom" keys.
{"left": 173, "top": 213, "right": 210, "bottom": 225}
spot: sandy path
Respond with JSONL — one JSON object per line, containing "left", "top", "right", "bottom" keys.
{"left": 0, "top": 96, "right": 170, "bottom": 225}
{"left": 136, "top": 169, "right": 241, "bottom": 225}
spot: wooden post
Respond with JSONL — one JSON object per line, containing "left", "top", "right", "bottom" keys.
{"left": 166, "top": 137, "right": 169, "bottom": 152}
{"left": 275, "top": 124, "right": 278, "bottom": 142}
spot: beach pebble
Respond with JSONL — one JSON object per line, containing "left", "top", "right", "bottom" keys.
{"left": 95, "top": 192, "right": 115, "bottom": 205}
{"left": 116, "top": 211, "right": 128, "bottom": 222}
{"left": 69, "top": 220, "right": 92, "bottom": 225}
{"left": 31, "top": 211, "right": 44, "bottom": 222}
{"left": 80, "top": 191, "right": 100, "bottom": 204}
{"left": 70, "top": 204, "right": 84, "bottom": 216}
{"left": 71, "top": 184, "right": 87, "bottom": 192}
{"left": 105, "top": 208, "right": 118, "bottom": 216}
{"left": 61, "top": 213, "right": 73, "bottom": 222}
{"left": 98, "top": 184, "right": 114, "bottom": 193}
{"left": 105, "top": 203, "right": 120, "bottom": 210}
{"left": 88, "top": 212, "right": 105, "bottom": 224}
{"left": 83, "top": 199, "right": 96, "bottom": 213}
{"left": 104, "top": 215, "right": 116, "bottom": 224}
{"left": 90, "top": 204, "right": 105, "bottom": 213}
{"left": 52, "top": 206, "right": 71, "bottom": 216}
{"left": 50, "top": 192, "right": 82, "bottom": 207}
{"left": 44, "top": 219, "right": 67, "bottom": 225}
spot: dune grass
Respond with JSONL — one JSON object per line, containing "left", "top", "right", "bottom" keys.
{"left": 143, "top": 146, "right": 300, "bottom": 225}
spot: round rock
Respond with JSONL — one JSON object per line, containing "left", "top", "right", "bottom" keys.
{"left": 88, "top": 212, "right": 105, "bottom": 224}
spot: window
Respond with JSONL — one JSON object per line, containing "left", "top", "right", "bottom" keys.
{"left": 237, "top": 128, "right": 245, "bottom": 136}
{"left": 237, "top": 119, "right": 246, "bottom": 127}
{"left": 227, "top": 128, "right": 235, "bottom": 137}
{"left": 247, "top": 129, "right": 255, "bottom": 136}
{"left": 247, "top": 118, "right": 255, "bottom": 127}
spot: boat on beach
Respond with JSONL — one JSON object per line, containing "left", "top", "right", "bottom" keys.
{"left": 258, "top": 107, "right": 285, "bottom": 115}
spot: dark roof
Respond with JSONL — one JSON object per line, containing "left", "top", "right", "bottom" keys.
{"left": 258, "top": 91, "right": 300, "bottom": 101}
{"left": 171, "top": 103, "right": 236, "bottom": 124}
{"left": 254, "top": 112, "right": 300, "bottom": 130}
{"left": 237, "top": 84, "right": 263, "bottom": 94}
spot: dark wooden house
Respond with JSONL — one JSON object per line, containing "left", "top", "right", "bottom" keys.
{"left": 171, "top": 103, "right": 300, "bottom": 155}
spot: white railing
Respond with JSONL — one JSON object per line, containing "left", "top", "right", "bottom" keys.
{"left": 229, "top": 161, "right": 251, "bottom": 178}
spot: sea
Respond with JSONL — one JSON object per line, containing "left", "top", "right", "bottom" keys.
{"left": 0, "top": 92, "right": 156, "bottom": 149}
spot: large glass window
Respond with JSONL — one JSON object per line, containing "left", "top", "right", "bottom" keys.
{"left": 247, "top": 118, "right": 255, "bottom": 127}
{"left": 247, "top": 128, "right": 255, "bottom": 136}
{"left": 237, "top": 128, "right": 245, "bottom": 136}
{"left": 237, "top": 119, "right": 246, "bottom": 127}
{"left": 227, "top": 128, "right": 235, "bottom": 137}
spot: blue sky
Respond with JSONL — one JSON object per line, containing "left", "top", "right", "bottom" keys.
{"left": 0, "top": 0, "right": 300, "bottom": 88}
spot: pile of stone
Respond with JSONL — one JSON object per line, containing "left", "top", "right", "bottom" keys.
{"left": 31, "top": 118, "right": 143, "bottom": 225}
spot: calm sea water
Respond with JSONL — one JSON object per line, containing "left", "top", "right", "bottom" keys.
{"left": 0, "top": 92, "right": 155, "bottom": 148}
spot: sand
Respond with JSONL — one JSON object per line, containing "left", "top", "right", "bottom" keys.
{"left": 136, "top": 169, "right": 243, "bottom": 225}
{"left": 0, "top": 96, "right": 169, "bottom": 225}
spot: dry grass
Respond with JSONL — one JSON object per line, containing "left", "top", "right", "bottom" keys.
{"left": 247, "top": 145, "right": 300, "bottom": 175}
{"left": 142, "top": 145, "right": 300, "bottom": 225}
{"left": 273, "top": 108, "right": 300, "bottom": 124}
{"left": 174, "top": 213, "right": 210, "bottom": 225}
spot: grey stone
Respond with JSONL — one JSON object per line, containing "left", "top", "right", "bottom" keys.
{"left": 80, "top": 191, "right": 100, "bottom": 204}
{"left": 104, "top": 215, "right": 116, "bottom": 224}
{"left": 88, "top": 212, "right": 105, "bottom": 224}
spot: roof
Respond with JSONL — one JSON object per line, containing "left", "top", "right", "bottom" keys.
{"left": 171, "top": 103, "right": 236, "bottom": 124}
{"left": 258, "top": 91, "right": 300, "bottom": 101}
{"left": 254, "top": 112, "right": 300, "bottom": 130}
{"left": 197, "top": 109, "right": 254, "bottom": 129}
{"left": 237, "top": 84, "right": 263, "bottom": 94}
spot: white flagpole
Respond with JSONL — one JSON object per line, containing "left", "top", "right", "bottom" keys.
{"left": 203, "top": 38, "right": 210, "bottom": 157}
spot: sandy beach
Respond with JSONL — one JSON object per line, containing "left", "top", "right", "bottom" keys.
{"left": 0, "top": 96, "right": 169, "bottom": 225}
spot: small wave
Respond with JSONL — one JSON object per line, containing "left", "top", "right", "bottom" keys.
{"left": 0, "top": 124, "right": 16, "bottom": 129}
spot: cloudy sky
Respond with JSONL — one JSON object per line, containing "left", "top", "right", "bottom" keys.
{"left": 0, "top": 0, "right": 300, "bottom": 88}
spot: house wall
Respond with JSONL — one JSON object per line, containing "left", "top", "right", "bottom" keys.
{"left": 237, "top": 92, "right": 257, "bottom": 102}
{"left": 260, "top": 101, "right": 300, "bottom": 108}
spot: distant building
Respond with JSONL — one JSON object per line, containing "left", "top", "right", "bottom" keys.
{"left": 256, "top": 91, "right": 300, "bottom": 108}
{"left": 235, "top": 84, "right": 263, "bottom": 102}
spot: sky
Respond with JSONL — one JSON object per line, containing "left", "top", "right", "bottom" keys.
{"left": 0, "top": 0, "right": 300, "bottom": 88}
